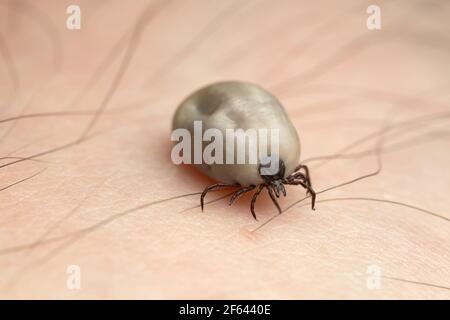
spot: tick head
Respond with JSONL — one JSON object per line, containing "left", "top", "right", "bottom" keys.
{"left": 259, "top": 159, "right": 287, "bottom": 197}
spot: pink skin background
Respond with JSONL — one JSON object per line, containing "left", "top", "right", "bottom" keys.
{"left": 0, "top": 0, "right": 449, "bottom": 299}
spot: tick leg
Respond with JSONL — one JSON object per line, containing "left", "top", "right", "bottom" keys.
{"left": 287, "top": 171, "right": 306, "bottom": 181}
{"left": 250, "top": 184, "right": 265, "bottom": 220}
{"left": 286, "top": 166, "right": 316, "bottom": 205}
{"left": 273, "top": 184, "right": 280, "bottom": 197}
{"left": 201, "top": 183, "right": 239, "bottom": 211}
{"left": 266, "top": 185, "right": 282, "bottom": 214}
{"left": 229, "top": 185, "right": 256, "bottom": 205}
{"left": 280, "top": 183, "right": 286, "bottom": 197}
{"left": 285, "top": 171, "right": 312, "bottom": 195}
{"left": 293, "top": 164, "right": 313, "bottom": 187}
{"left": 308, "top": 185, "right": 316, "bottom": 210}
{"left": 286, "top": 179, "right": 316, "bottom": 210}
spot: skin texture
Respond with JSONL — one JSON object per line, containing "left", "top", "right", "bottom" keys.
{"left": 0, "top": 0, "right": 449, "bottom": 299}
{"left": 172, "top": 81, "right": 300, "bottom": 186}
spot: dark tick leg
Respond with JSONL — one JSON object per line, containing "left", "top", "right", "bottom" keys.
{"left": 280, "top": 183, "right": 286, "bottom": 197}
{"left": 229, "top": 185, "right": 256, "bottom": 205}
{"left": 285, "top": 164, "right": 316, "bottom": 210}
{"left": 286, "top": 172, "right": 310, "bottom": 194}
{"left": 266, "top": 185, "right": 282, "bottom": 214}
{"left": 293, "top": 164, "right": 313, "bottom": 188}
{"left": 273, "top": 184, "right": 280, "bottom": 197}
{"left": 250, "top": 184, "right": 265, "bottom": 220}
{"left": 201, "top": 183, "right": 239, "bottom": 211}
{"left": 286, "top": 171, "right": 306, "bottom": 181}
{"left": 285, "top": 179, "right": 316, "bottom": 210}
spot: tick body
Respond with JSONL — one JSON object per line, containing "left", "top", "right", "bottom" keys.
{"left": 172, "top": 81, "right": 315, "bottom": 219}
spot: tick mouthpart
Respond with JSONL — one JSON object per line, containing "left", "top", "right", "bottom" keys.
{"left": 270, "top": 180, "right": 286, "bottom": 198}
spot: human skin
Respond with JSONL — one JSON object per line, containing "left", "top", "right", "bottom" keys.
{"left": 0, "top": 0, "right": 449, "bottom": 299}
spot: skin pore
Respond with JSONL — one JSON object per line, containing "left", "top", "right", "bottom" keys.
{"left": 0, "top": 0, "right": 449, "bottom": 299}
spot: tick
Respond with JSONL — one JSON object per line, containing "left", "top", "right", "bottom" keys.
{"left": 172, "top": 81, "right": 315, "bottom": 220}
